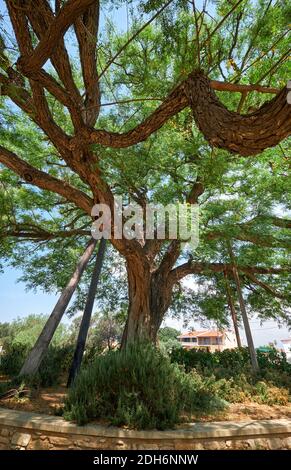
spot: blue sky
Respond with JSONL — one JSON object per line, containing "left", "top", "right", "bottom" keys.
{"left": 0, "top": 1, "right": 290, "bottom": 347}
{"left": 0, "top": 267, "right": 59, "bottom": 323}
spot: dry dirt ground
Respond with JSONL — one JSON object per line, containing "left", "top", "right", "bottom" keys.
{"left": 1, "top": 380, "right": 291, "bottom": 424}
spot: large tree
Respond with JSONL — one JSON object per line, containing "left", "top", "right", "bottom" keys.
{"left": 0, "top": 0, "right": 290, "bottom": 353}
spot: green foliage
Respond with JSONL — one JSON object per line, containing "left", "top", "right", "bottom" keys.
{"left": 26, "top": 345, "right": 74, "bottom": 388}
{"left": 158, "top": 326, "right": 181, "bottom": 353}
{"left": 0, "top": 315, "right": 69, "bottom": 349}
{"left": 170, "top": 347, "right": 291, "bottom": 405}
{"left": 0, "top": 2, "right": 290, "bottom": 352}
{"left": 253, "top": 382, "right": 289, "bottom": 406}
{"left": 0, "top": 343, "right": 29, "bottom": 376}
{"left": 211, "top": 375, "right": 252, "bottom": 404}
{"left": 202, "top": 373, "right": 289, "bottom": 406}
{"left": 171, "top": 346, "right": 252, "bottom": 375}
{"left": 0, "top": 322, "right": 11, "bottom": 343}
{"left": 0, "top": 314, "right": 73, "bottom": 386}
{"left": 159, "top": 326, "right": 181, "bottom": 342}
{"left": 0, "top": 342, "right": 74, "bottom": 387}
{"left": 171, "top": 346, "right": 291, "bottom": 377}
{"left": 64, "top": 343, "right": 226, "bottom": 429}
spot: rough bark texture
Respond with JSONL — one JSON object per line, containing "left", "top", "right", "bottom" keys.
{"left": 0, "top": 146, "right": 92, "bottom": 214}
{"left": 186, "top": 71, "right": 291, "bottom": 156}
{"left": 121, "top": 261, "right": 173, "bottom": 348}
{"left": 84, "top": 74, "right": 290, "bottom": 153}
{"left": 74, "top": 1, "right": 100, "bottom": 126}
{"left": 17, "top": 0, "right": 97, "bottom": 74}
{"left": 19, "top": 238, "right": 96, "bottom": 377}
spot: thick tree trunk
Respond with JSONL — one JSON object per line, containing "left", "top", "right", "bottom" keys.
{"left": 121, "top": 262, "right": 172, "bottom": 349}
{"left": 67, "top": 238, "right": 106, "bottom": 387}
{"left": 19, "top": 238, "right": 97, "bottom": 377}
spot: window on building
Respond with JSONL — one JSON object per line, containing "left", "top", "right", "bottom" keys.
{"left": 199, "top": 337, "right": 211, "bottom": 345}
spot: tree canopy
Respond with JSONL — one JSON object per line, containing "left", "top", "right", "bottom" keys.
{"left": 0, "top": 1, "right": 290, "bottom": 342}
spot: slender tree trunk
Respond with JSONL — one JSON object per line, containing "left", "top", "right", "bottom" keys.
{"left": 227, "top": 242, "right": 259, "bottom": 372}
{"left": 224, "top": 270, "right": 242, "bottom": 348}
{"left": 67, "top": 238, "right": 106, "bottom": 387}
{"left": 19, "top": 238, "right": 97, "bottom": 377}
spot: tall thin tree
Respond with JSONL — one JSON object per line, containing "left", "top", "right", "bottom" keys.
{"left": 227, "top": 241, "right": 259, "bottom": 372}
{"left": 224, "top": 269, "right": 242, "bottom": 348}
{"left": 19, "top": 238, "right": 97, "bottom": 377}
{"left": 67, "top": 238, "right": 106, "bottom": 387}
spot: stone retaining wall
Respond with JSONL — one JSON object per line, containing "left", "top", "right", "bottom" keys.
{"left": 0, "top": 408, "right": 291, "bottom": 450}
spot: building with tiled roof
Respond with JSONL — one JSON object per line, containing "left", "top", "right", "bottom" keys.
{"left": 177, "top": 330, "right": 237, "bottom": 352}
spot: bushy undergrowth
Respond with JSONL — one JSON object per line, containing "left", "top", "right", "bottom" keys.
{"left": 64, "top": 343, "right": 226, "bottom": 429}
{"left": 171, "top": 347, "right": 291, "bottom": 377}
{"left": 0, "top": 343, "right": 29, "bottom": 377}
{"left": 170, "top": 347, "right": 291, "bottom": 405}
{"left": 0, "top": 343, "right": 73, "bottom": 387}
{"left": 2, "top": 339, "right": 290, "bottom": 430}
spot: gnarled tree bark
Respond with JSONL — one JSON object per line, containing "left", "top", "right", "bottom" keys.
{"left": 121, "top": 260, "right": 173, "bottom": 348}
{"left": 186, "top": 71, "right": 291, "bottom": 156}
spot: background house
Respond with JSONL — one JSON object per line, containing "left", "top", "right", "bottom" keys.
{"left": 177, "top": 330, "right": 237, "bottom": 352}
{"left": 281, "top": 338, "right": 291, "bottom": 363}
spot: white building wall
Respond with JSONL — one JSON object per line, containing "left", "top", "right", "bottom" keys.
{"left": 223, "top": 331, "right": 238, "bottom": 350}
{"left": 281, "top": 340, "right": 291, "bottom": 363}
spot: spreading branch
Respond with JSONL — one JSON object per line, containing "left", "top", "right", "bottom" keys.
{"left": 0, "top": 145, "right": 93, "bottom": 214}
{"left": 244, "top": 272, "right": 288, "bottom": 300}
{"left": 206, "top": 228, "right": 291, "bottom": 249}
{"left": 27, "top": 0, "right": 83, "bottom": 108}
{"left": 169, "top": 260, "right": 290, "bottom": 284}
{"left": 0, "top": 225, "right": 91, "bottom": 242}
{"left": 17, "top": 0, "right": 97, "bottom": 75}
{"left": 74, "top": 73, "right": 289, "bottom": 155}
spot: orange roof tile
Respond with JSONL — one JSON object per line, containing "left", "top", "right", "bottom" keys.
{"left": 177, "top": 331, "right": 203, "bottom": 338}
{"left": 197, "top": 331, "right": 224, "bottom": 338}
{"left": 178, "top": 330, "right": 224, "bottom": 338}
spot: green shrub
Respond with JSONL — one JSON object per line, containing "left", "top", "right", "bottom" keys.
{"left": 257, "top": 349, "right": 291, "bottom": 374}
{"left": 253, "top": 382, "right": 289, "bottom": 406}
{"left": 0, "top": 342, "right": 74, "bottom": 387}
{"left": 261, "top": 369, "right": 291, "bottom": 393}
{"left": 171, "top": 347, "right": 291, "bottom": 383}
{"left": 171, "top": 347, "right": 252, "bottom": 376}
{"left": 0, "top": 381, "right": 10, "bottom": 396}
{"left": 0, "top": 343, "right": 30, "bottom": 376}
{"left": 41, "top": 345, "right": 74, "bottom": 387}
{"left": 170, "top": 347, "right": 291, "bottom": 406}
{"left": 64, "top": 343, "right": 226, "bottom": 429}
{"left": 210, "top": 375, "right": 252, "bottom": 403}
